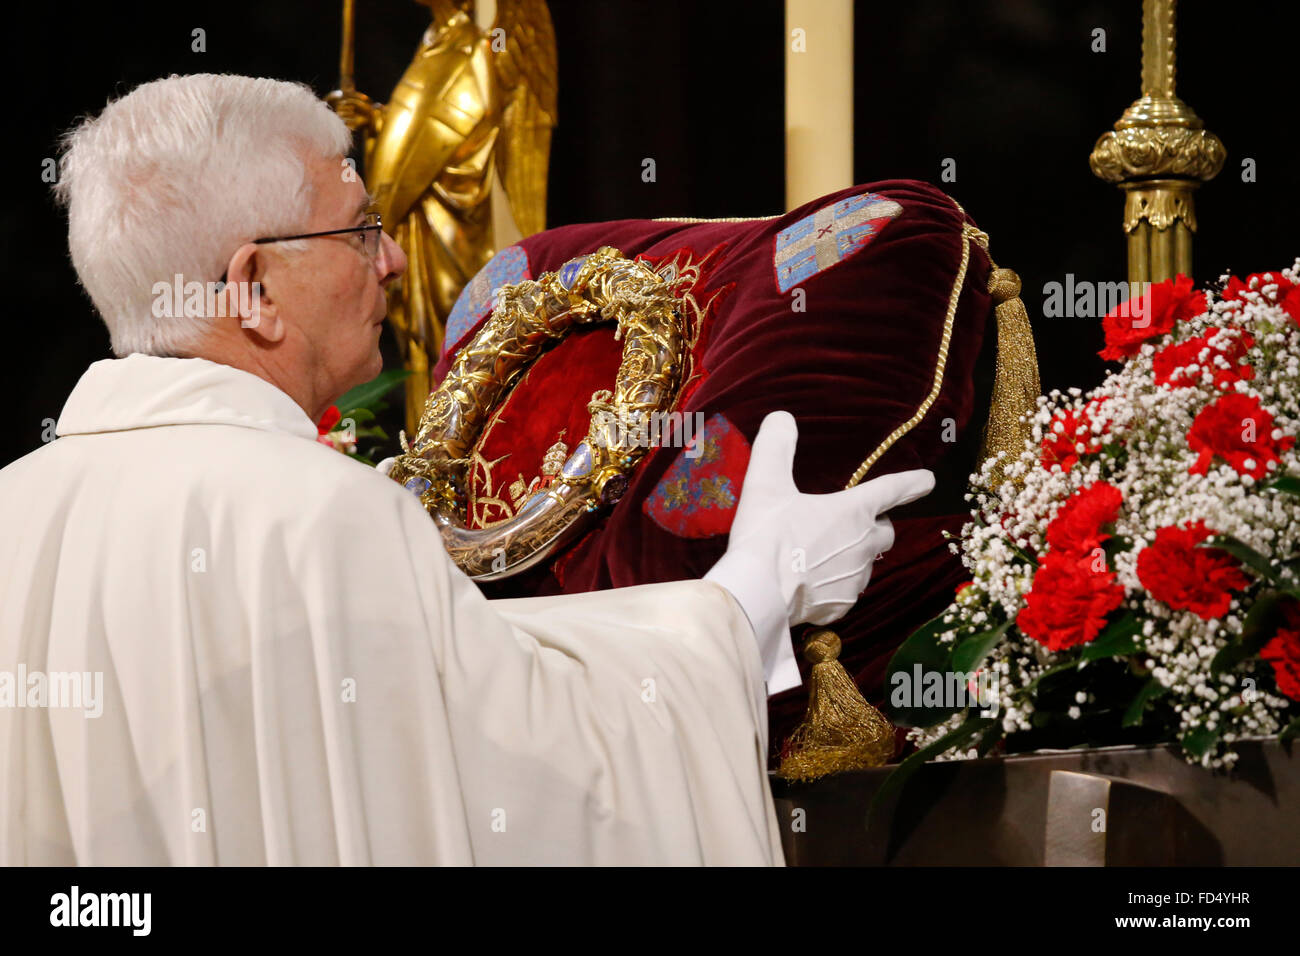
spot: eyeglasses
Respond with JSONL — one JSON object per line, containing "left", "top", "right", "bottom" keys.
{"left": 253, "top": 211, "right": 384, "bottom": 259}
{"left": 218, "top": 211, "right": 384, "bottom": 284}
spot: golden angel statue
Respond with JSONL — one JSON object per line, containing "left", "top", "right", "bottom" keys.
{"left": 327, "top": 0, "right": 558, "bottom": 434}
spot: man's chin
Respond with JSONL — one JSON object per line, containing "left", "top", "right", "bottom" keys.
{"left": 339, "top": 349, "right": 385, "bottom": 399}
{"left": 363, "top": 347, "right": 384, "bottom": 382}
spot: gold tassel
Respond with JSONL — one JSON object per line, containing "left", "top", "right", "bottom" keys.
{"left": 776, "top": 630, "right": 896, "bottom": 782}
{"left": 979, "top": 267, "right": 1041, "bottom": 490}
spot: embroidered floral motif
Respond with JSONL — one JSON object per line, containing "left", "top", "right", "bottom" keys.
{"left": 643, "top": 413, "right": 751, "bottom": 538}
{"left": 695, "top": 475, "right": 736, "bottom": 510}
{"left": 663, "top": 477, "right": 690, "bottom": 509}
{"left": 697, "top": 434, "right": 722, "bottom": 464}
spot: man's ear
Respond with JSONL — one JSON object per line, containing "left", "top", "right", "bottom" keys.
{"left": 222, "top": 243, "right": 284, "bottom": 343}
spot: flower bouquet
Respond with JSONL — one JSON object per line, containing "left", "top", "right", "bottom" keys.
{"left": 884, "top": 264, "right": 1300, "bottom": 781}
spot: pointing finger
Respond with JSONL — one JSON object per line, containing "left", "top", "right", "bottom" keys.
{"left": 849, "top": 468, "right": 936, "bottom": 515}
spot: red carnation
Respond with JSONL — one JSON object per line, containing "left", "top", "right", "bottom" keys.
{"left": 1153, "top": 327, "right": 1255, "bottom": 390}
{"left": 1222, "top": 271, "right": 1300, "bottom": 325}
{"left": 1100, "top": 274, "right": 1207, "bottom": 361}
{"left": 316, "top": 405, "right": 342, "bottom": 447}
{"left": 1135, "top": 521, "right": 1251, "bottom": 620}
{"left": 1041, "top": 400, "right": 1109, "bottom": 472}
{"left": 317, "top": 405, "right": 342, "bottom": 435}
{"left": 1260, "top": 600, "right": 1300, "bottom": 701}
{"left": 1016, "top": 553, "right": 1125, "bottom": 651}
{"left": 1187, "top": 393, "right": 1295, "bottom": 481}
{"left": 1046, "top": 481, "right": 1123, "bottom": 559}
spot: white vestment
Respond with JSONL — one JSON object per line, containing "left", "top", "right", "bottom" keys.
{"left": 0, "top": 354, "right": 785, "bottom": 865}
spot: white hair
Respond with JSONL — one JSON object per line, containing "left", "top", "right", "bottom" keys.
{"left": 54, "top": 73, "right": 352, "bottom": 357}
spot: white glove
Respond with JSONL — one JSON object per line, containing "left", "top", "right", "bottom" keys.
{"left": 704, "top": 411, "right": 935, "bottom": 693}
{"left": 375, "top": 456, "right": 397, "bottom": 476}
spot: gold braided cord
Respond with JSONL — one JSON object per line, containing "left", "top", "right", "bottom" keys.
{"left": 651, "top": 214, "right": 781, "bottom": 223}
{"left": 844, "top": 221, "right": 983, "bottom": 489}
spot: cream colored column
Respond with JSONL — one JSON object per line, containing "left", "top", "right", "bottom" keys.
{"left": 785, "top": 0, "right": 854, "bottom": 211}
{"left": 475, "top": 0, "right": 526, "bottom": 248}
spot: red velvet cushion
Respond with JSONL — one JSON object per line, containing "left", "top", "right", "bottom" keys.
{"left": 433, "top": 180, "right": 994, "bottom": 758}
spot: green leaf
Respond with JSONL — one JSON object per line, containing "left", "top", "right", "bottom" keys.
{"left": 1079, "top": 610, "right": 1142, "bottom": 661}
{"left": 337, "top": 407, "right": 376, "bottom": 426}
{"left": 1212, "top": 590, "right": 1292, "bottom": 675}
{"left": 866, "top": 716, "right": 996, "bottom": 829}
{"left": 1281, "top": 716, "right": 1300, "bottom": 742}
{"left": 883, "top": 611, "right": 961, "bottom": 729}
{"left": 1182, "top": 724, "right": 1220, "bottom": 759}
{"left": 1266, "top": 475, "right": 1300, "bottom": 496}
{"left": 1122, "top": 678, "right": 1168, "bottom": 728}
{"left": 333, "top": 368, "right": 412, "bottom": 418}
{"left": 1204, "top": 534, "right": 1283, "bottom": 585}
{"left": 951, "top": 619, "right": 1012, "bottom": 674}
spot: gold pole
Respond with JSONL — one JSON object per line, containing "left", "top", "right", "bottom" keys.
{"left": 1140, "top": 0, "right": 1174, "bottom": 98}
{"left": 474, "top": 0, "right": 523, "bottom": 251}
{"left": 1089, "top": 0, "right": 1224, "bottom": 284}
{"left": 784, "top": 0, "right": 854, "bottom": 211}
{"left": 339, "top": 0, "right": 356, "bottom": 92}
{"left": 1128, "top": 222, "right": 1150, "bottom": 285}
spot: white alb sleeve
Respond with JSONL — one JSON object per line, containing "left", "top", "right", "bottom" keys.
{"left": 704, "top": 550, "right": 801, "bottom": 694}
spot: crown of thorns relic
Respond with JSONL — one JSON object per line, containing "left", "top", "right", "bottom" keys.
{"left": 387, "top": 246, "right": 688, "bottom": 579}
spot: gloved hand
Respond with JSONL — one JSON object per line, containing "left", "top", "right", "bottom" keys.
{"left": 704, "top": 411, "right": 935, "bottom": 692}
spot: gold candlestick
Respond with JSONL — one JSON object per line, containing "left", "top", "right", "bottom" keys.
{"left": 1089, "top": 0, "right": 1225, "bottom": 283}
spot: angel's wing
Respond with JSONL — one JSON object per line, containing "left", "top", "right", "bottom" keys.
{"left": 491, "top": 0, "right": 558, "bottom": 238}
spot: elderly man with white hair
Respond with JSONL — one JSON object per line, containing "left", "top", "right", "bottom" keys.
{"left": 0, "top": 74, "right": 932, "bottom": 865}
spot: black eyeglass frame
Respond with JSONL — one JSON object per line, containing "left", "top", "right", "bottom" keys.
{"left": 252, "top": 211, "right": 384, "bottom": 254}
{"left": 219, "top": 211, "right": 384, "bottom": 283}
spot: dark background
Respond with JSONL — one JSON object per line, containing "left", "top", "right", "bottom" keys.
{"left": 7, "top": 0, "right": 1294, "bottom": 467}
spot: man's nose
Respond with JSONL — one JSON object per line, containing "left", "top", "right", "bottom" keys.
{"left": 377, "top": 230, "right": 407, "bottom": 287}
